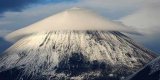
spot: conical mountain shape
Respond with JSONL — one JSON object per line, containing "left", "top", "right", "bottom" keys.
{"left": 0, "top": 8, "right": 157, "bottom": 80}
{"left": 5, "top": 7, "right": 134, "bottom": 42}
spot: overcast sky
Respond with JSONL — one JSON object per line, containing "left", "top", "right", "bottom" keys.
{"left": 0, "top": 0, "right": 160, "bottom": 53}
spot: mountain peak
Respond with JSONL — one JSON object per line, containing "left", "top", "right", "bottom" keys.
{"left": 5, "top": 8, "right": 135, "bottom": 42}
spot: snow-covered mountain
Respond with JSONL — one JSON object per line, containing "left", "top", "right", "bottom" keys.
{"left": 127, "top": 56, "right": 160, "bottom": 80}
{"left": 0, "top": 31, "right": 156, "bottom": 80}
{"left": 0, "top": 8, "right": 157, "bottom": 80}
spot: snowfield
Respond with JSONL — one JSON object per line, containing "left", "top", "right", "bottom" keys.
{"left": 0, "top": 31, "right": 156, "bottom": 80}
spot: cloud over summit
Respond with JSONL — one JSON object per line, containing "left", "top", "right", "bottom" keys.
{"left": 0, "top": 0, "right": 160, "bottom": 53}
{"left": 5, "top": 8, "right": 135, "bottom": 42}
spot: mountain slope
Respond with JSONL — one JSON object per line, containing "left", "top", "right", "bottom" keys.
{"left": 0, "top": 31, "right": 156, "bottom": 80}
{"left": 127, "top": 56, "right": 160, "bottom": 80}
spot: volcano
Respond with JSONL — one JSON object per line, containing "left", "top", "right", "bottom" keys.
{"left": 0, "top": 8, "right": 157, "bottom": 80}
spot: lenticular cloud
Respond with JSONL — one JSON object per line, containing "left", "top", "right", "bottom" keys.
{"left": 5, "top": 7, "right": 136, "bottom": 42}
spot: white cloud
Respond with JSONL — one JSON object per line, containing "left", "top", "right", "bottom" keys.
{"left": 0, "top": 0, "right": 160, "bottom": 38}
{"left": 0, "top": 0, "right": 153, "bottom": 31}
{"left": 0, "top": 3, "right": 75, "bottom": 30}
{"left": 121, "top": 0, "right": 160, "bottom": 35}
{"left": 5, "top": 8, "right": 137, "bottom": 42}
{"left": 0, "top": 0, "right": 159, "bottom": 52}
{"left": 120, "top": 0, "right": 160, "bottom": 53}
{"left": 0, "top": 0, "right": 145, "bottom": 38}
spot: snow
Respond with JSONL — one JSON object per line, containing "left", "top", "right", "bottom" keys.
{"left": 5, "top": 7, "right": 136, "bottom": 42}
{"left": 127, "top": 56, "right": 160, "bottom": 80}
{"left": 0, "top": 31, "right": 156, "bottom": 80}
{"left": 0, "top": 8, "right": 156, "bottom": 80}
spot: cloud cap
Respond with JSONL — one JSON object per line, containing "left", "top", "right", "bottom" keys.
{"left": 5, "top": 7, "right": 136, "bottom": 42}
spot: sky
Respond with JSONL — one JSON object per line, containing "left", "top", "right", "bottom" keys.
{"left": 0, "top": 0, "right": 160, "bottom": 53}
